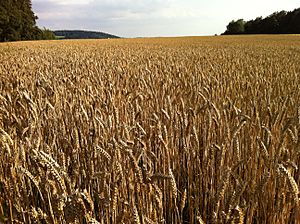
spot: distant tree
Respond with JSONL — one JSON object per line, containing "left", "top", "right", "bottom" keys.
{"left": 223, "top": 7, "right": 300, "bottom": 35}
{"left": 223, "top": 19, "right": 245, "bottom": 34}
{"left": 53, "top": 30, "right": 120, "bottom": 39}
{"left": 272, "top": 11, "right": 288, "bottom": 33}
{"left": 41, "top": 28, "right": 55, "bottom": 40}
{"left": 244, "top": 17, "right": 262, "bottom": 34}
{"left": 288, "top": 8, "right": 300, "bottom": 33}
{"left": 258, "top": 12, "right": 287, "bottom": 34}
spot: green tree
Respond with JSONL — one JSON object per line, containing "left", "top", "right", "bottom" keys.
{"left": 0, "top": 5, "right": 9, "bottom": 38}
{"left": 41, "top": 28, "right": 55, "bottom": 40}
{"left": 289, "top": 8, "right": 300, "bottom": 33}
{"left": 223, "top": 19, "right": 245, "bottom": 34}
{"left": 0, "top": 0, "right": 54, "bottom": 41}
{"left": 224, "top": 7, "right": 300, "bottom": 35}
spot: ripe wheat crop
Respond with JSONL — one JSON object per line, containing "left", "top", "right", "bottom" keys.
{"left": 0, "top": 35, "right": 300, "bottom": 223}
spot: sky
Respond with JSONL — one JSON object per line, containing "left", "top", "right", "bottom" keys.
{"left": 32, "top": 0, "right": 300, "bottom": 37}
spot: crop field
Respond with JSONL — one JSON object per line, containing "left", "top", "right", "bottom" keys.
{"left": 0, "top": 35, "right": 300, "bottom": 223}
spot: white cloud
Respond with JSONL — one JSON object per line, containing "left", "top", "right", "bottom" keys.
{"left": 32, "top": 0, "right": 300, "bottom": 37}
{"left": 37, "top": 0, "right": 93, "bottom": 5}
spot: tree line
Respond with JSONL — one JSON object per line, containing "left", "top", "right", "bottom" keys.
{"left": 223, "top": 8, "right": 300, "bottom": 35}
{"left": 0, "top": 0, "right": 54, "bottom": 42}
{"left": 54, "top": 30, "right": 120, "bottom": 39}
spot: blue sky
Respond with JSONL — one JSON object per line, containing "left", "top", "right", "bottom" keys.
{"left": 32, "top": 0, "right": 300, "bottom": 37}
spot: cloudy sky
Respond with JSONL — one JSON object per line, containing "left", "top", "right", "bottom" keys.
{"left": 32, "top": 0, "right": 299, "bottom": 37}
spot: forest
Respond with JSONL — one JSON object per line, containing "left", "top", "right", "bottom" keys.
{"left": 223, "top": 8, "right": 300, "bottom": 35}
{"left": 53, "top": 30, "right": 119, "bottom": 40}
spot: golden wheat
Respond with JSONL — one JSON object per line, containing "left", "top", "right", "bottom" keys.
{"left": 0, "top": 35, "right": 300, "bottom": 223}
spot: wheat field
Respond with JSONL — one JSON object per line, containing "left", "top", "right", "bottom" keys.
{"left": 0, "top": 35, "right": 300, "bottom": 223}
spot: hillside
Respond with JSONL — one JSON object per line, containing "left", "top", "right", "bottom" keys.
{"left": 53, "top": 30, "right": 120, "bottom": 39}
